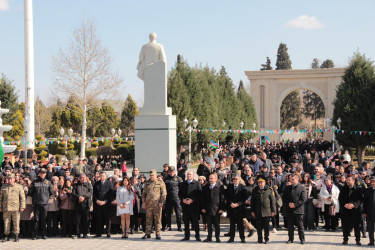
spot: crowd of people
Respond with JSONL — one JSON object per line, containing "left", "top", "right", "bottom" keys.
{"left": 0, "top": 139, "right": 375, "bottom": 246}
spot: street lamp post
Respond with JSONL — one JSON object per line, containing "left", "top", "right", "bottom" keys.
{"left": 184, "top": 118, "right": 198, "bottom": 163}
{"left": 252, "top": 122, "right": 256, "bottom": 143}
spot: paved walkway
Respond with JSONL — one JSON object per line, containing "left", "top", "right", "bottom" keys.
{"left": 1, "top": 227, "right": 367, "bottom": 250}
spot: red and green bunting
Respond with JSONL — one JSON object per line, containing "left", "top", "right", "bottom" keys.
{"left": 177, "top": 128, "right": 373, "bottom": 137}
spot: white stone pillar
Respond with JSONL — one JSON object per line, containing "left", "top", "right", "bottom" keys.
{"left": 24, "top": 0, "right": 35, "bottom": 149}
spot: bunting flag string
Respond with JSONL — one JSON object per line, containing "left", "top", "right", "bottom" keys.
{"left": 2, "top": 136, "right": 134, "bottom": 146}
{"left": 176, "top": 128, "right": 375, "bottom": 137}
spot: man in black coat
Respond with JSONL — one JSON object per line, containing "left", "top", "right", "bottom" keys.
{"left": 93, "top": 171, "right": 113, "bottom": 238}
{"left": 72, "top": 174, "right": 93, "bottom": 238}
{"left": 28, "top": 167, "right": 54, "bottom": 240}
{"left": 226, "top": 174, "right": 247, "bottom": 243}
{"left": 364, "top": 177, "right": 375, "bottom": 246}
{"left": 282, "top": 174, "right": 307, "bottom": 244}
{"left": 201, "top": 173, "right": 225, "bottom": 242}
{"left": 164, "top": 166, "right": 183, "bottom": 231}
{"left": 251, "top": 176, "right": 276, "bottom": 244}
{"left": 339, "top": 174, "right": 363, "bottom": 246}
{"left": 178, "top": 170, "right": 202, "bottom": 241}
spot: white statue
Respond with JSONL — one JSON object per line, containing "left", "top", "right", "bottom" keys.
{"left": 137, "top": 32, "right": 166, "bottom": 81}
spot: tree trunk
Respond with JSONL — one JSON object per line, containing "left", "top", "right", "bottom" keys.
{"left": 357, "top": 145, "right": 365, "bottom": 167}
{"left": 80, "top": 103, "right": 87, "bottom": 159}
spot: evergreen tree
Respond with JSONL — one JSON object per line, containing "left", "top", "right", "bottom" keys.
{"left": 280, "top": 90, "right": 302, "bottom": 129}
{"left": 260, "top": 57, "right": 273, "bottom": 70}
{"left": 0, "top": 74, "right": 19, "bottom": 125}
{"left": 87, "top": 106, "right": 103, "bottom": 137}
{"left": 311, "top": 58, "right": 320, "bottom": 69}
{"left": 167, "top": 56, "right": 192, "bottom": 145}
{"left": 276, "top": 43, "right": 292, "bottom": 70}
{"left": 120, "top": 94, "right": 139, "bottom": 136}
{"left": 97, "top": 102, "right": 120, "bottom": 136}
{"left": 302, "top": 90, "right": 325, "bottom": 129}
{"left": 237, "top": 80, "right": 257, "bottom": 140}
{"left": 333, "top": 52, "right": 375, "bottom": 164}
{"left": 320, "top": 59, "right": 335, "bottom": 68}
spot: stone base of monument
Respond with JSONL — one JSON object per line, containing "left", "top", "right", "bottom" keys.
{"left": 135, "top": 114, "right": 177, "bottom": 174}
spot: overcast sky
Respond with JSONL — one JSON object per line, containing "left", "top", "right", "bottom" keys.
{"left": 1, "top": 0, "right": 374, "bottom": 106}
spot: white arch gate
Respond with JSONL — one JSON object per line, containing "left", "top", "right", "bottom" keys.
{"left": 245, "top": 68, "right": 345, "bottom": 131}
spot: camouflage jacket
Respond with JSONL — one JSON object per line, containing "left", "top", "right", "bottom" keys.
{"left": 0, "top": 183, "right": 26, "bottom": 212}
{"left": 142, "top": 180, "right": 166, "bottom": 204}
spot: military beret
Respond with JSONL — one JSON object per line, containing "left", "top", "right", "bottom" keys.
{"left": 6, "top": 173, "right": 15, "bottom": 178}
{"left": 149, "top": 169, "right": 157, "bottom": 175}
{"left": 291, "top": 159, "right": 299, "bottom": 164}
{"left": 343, "top": 161, "right": 349, "bottom": 164}
{"left": 169, "top": 166, "right": 175, "bottom": 171}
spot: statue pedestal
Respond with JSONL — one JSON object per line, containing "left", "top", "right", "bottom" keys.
{"left": 135, "top": 115, "right": 176, "bottom": 174}
{"left": 135, "top": 60, "right": 176, "bottom": 173}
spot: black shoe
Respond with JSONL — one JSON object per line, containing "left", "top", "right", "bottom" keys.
{"left": 356, "top": 241, "right": 361, "bottom": 246}
{"left": 203, "top": 238, "right": 212, "bottom": 242}
{"left": 42, "top": 236, "right": 47, "bottom": 240}
{"left": 287, "top": 240, "right": 293, "bottom": 244}
{"left": 142, "top": 234, "right": 151, "bottom": 239}
{"left": 156, "top": 234, "right": 161, "bottom": 240}
{"left": 362, "top": 233, "right": 367, "bottom": 238}
{"left": 264, "top": 240, "right": 269, "bottom": 244}
{"left": 257, "top": 240, "right": 263, "bottom": 244}
{"left": 13, "top": 235, "right": 19, "bottom": 242}
{"left": 342, "top": 240, "right": 348, "bottom": 245}
{"left": 368, "top": 242, "right": 374, "bottom": 246}
{"left": 180, "top": 237, "right": 189, "bottom": 241}
{"left": 162, "top": 227, "right": 170, "bottom": 232}
{"left": 300, "top": 240, "right": 305, "bottom": 245}
{"left": 177, "top": 228, "right": 183, "bottom": 232}
{"left": 83, "top": 234, "right": 88, "bottom": 238}
{"left": 227, "top": 238, "right": 234, "bottom": 243}
{"left": 31, "top": 236, "right": 36, "bottom": 240}
{"left": 216, "top": 238, "right": 221, "bottom": 243}
{"left": 94, "top": 234, "right": 101, "bottom": 238}
{"left": 248, "top": 229, "right": 255, "bottom": 237}
{"left": 77, "top": 234, "right": 81, "bottom": 238}
{"left": 196, "top": 237, "right": 201, "bottom": 242}
{"left": 106, "top": 234, "right": 111, "bottom": 238}
{"left": 1, "top": 235, "right": 9, "bottom": 242}
{"left": 224, "top": 233, "right": 231, "bottom": 237}
{"left": 241, "top": 239, "right": 246, "bottom": 243}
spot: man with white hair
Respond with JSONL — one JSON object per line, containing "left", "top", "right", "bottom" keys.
{"left": 179, "top": 170, "right": 202, "bottom": 241}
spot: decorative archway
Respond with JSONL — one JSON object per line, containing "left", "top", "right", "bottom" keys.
{"left": 245, "top": 68, "right": 345, "bottom": 129}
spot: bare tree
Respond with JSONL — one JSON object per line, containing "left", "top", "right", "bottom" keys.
{"left": 34, "top": 97, "right": 51, "bottom": 136}
{"left": 52, "top": 19, "right": 123, "bottom": 158}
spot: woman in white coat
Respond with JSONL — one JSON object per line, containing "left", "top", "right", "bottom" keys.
{"left": 116, "top": 176, "right": 134, "bottom": 238}
{"left": 319, "top": 177, "right": 340, "bottom": 231}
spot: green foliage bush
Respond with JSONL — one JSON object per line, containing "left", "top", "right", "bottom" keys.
{"left": 115, "top": 144, "right": 134, "bottom": 160}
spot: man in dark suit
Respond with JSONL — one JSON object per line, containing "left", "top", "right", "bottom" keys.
{"left": 364, "top": 177, "right": 375, "bottom": 246}
{"left": 201, "top": 173, "right": 225, "bottom": 242}
{"left": 93, "top": 171, "right": 113, "bottom": 237}
{"left": 178, "top": 170, "right": 202, "bottom": 241}
{"left": 226, "top": 174, "right": 247, "bottom": 243}
{"left": 251, "top": 176, "right": 276, "bottom": 244}
{"left": 282, "top": 174, "right": 307, "bottom": 244}
{"left": 339, "top": 174, "right": 363, "bottom": 246}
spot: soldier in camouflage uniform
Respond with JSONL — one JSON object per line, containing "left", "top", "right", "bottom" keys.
{"left": 141, "top": 169, "right": 166, "bottom": 240}
{"left": 0, "top": 174, "right": 26, "bottom": 242}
